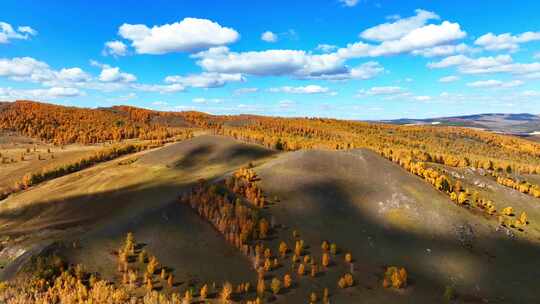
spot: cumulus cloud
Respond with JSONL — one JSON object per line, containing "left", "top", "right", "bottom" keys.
{"left": 164, "top": 72, "right": 244, "bottom": 88}
{"left": 338, "top": 21, "right": 466, "bottom": 58}
{"left": 193, "top": 46, "right": 384, "bottom": 80}
{"left": 261, "top": 31, "right": 278, "bottom": 43}
{"left": 339, "top": 0, "right": 359, "bottom": 7}
{"left": 0, "top": 57, "right": 91, "bottom": 86}
{"left": 428, "top": 54, "right": 540, "bottom": 75}
{"left": 439, "top": 75, "right": 460, "bottom": 83}
{"left": 360, "top": 9, "right": 439, "bottom": 42}
{"left": 467, "top": 79, "right": 524, "bottom": 88}
{"left": 475, "top": 31, "right": 540, "bottom": 51}
{"left": 411, "top": 43, "right": 476, "bottom": 58}
{"left": 56, "top": 67, "right": 91, "bottom": 83}
{"left": 194, "top": 47, "right": 343, "bottom": 77}
{"left": 314, "top": 62, "right": 384, "bottom": 80}
{"left": 118, "top": 18, "right": 239, "bottom": 54}
{"left": 0, "top": 86, "right": 81, "bottom": 100}
{"left": 0, "top": 22, "right": 37, "bottom": 44}
{"left": 268, "top": 85, "right": 330, "bottom": 94}
{"left": 103, "top": 40, "right": 128, "bottom": 56}
{"left": 186, "top": 10, "right": 464, "bottom": 82}
{"left": 99, "top": 67, "right": 136, "bottom": 82}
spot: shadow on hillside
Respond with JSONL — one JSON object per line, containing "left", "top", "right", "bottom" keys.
{"left": 173, "top": 144, "right": 213, "bottom": 169}
{"left": 267, "top": 178, "right": 540, "bottom": 303}
{"left": 137, "top": 135, "right": 276, "bottom": 169}
{"left": 172, "top": 141, "right": 276, "bottom": 170}
{"left": 0, "top": 179, "right": 256, "bottom": 283}
{"left": 0, "top": 182, "right": 184, "bottom": 236}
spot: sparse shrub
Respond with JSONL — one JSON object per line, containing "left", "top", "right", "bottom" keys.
{"left": 443, "top": 285, "right": 456, "bottom": 303}
{"left": 298, "top": 263, "right": 305, "bottom": 276}
{"left": 330, "top": 243, "right": 337, "bottom": 255}
{"left": 502, "top": 206, "right": 514, "bottom": 216}
{"left": 200, "top": 284, "right": 208, "bottom": 299}
{"left": 344, "top": 253, "right": 352, "bottom": 263}
{"left": 257, "top": 279, "right": 266, "bottom": 296}
{"left": 271, "top": 277, "right": 281, "bottom": 295}
{"left": 310, "top": 292, "right": 318, "bottom": 303}
{"left": 284, "top": 274, "right": 292, "bottom": 288}
{"left": 383, "top": 266, "right": 407, "bottom": 289}
{"left": 322, "top": 253, "right": 330, "bottom": 267}
{"left": 221, "top": 282, "right": 233, "bottom": 302}
{"left": 279, "top": 241, "right": 288, "bottom": 257}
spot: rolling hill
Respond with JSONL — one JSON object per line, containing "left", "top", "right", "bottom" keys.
{"left": 383, "top": 113, "right": 540, "bottom": 135}
{"left": 1, "top": 101, "right": 540, "bottom": 303}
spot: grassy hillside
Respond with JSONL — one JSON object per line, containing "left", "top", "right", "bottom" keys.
{"left": 0, "top": 136, "right": 277, "bottom": 296}
{"left": 252, "top": 149, "right": 540, "bottom": 303}
{"left": 2, "top": 101, "right": 540, "bottom": 303}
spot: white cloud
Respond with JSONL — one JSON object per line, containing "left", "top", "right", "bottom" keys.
{"left": 0, "top": 22, "right": 37, "bottom": 44}
{"left": 132, "top": 83, "right": 184, "bottom": 93}
{"left": 269, "top": 85, "right": 330, "bottom": 94}
{"left": 0, "top": 86, "right": 81, "bottom": 100}
{"left": 316, "top": 44, "right": 338, "bottom": 53}
{"left": 90, "top": 60, "right": 136, "bottom": 83}
{"left": 164, "top": 72, "right": 244, "bottom": 88}
{"left": 17, "top": 26, "right": 37, "bottom": 36}
{"left": 194, "top": 47, "right": 384, "bottom": 80}
{"left": 357, "top": 86, "right": 404, "bottom": 96}
{"left": 355, "top": 86, "right": 413, "bottom": 101}
{"left": 191, "top": 10, "right": 464, "bottom": 81}
{"left": 0, "top": 57, "right": 50, "bottom": 79}
{"left": 261, "top": 31, "right": 278, "bottom": 43}
{"left": 475, "top": 31, "right": 540, "bottom": 51}
{"left": 297, "top": 61, "right": 385, "bottom": 81}
{"left": 103, "top": 40, "right": 128, "bottom": 56}
{"left": 234, "top": 87, "right": 259, "bottom": 95}
{"left": 411, "top": 43, "right": 476, "bottom": 58}
{"left": 56, "top": 67, "right": 91, "bottom": 83}
{"left": 467, "top": 79, "right": 524, "bottom": 88}
{"left": 366, "top": 21, "right": 466, "bottom": 57}
{"left": 428, "top": 54, "right": 540, "bottom": 75}
{"left": 338, "top": 21, "right": 466, "bottom": 58}
{"left": 439, "top": 75, "right": 460, "bottom": 83}
{"left": 0, "top": 57, "right": 91, "bottom": 87}
{"left": 360, "top": 9, "right": 439, "bottom": 42}
{"left": 534, "top": 52, "right": 540, "bottom": 60}
{"left": 339, "top": 0, "right": 359, "bottom": 7}
{"left": 118, "top": 18, "right": 239, "bottom": 54}
{"left": 98, "top": 66, "right": 136, "bottom": 82}
{"left": 194, "top": 47, "right": 345, "bottom": 78}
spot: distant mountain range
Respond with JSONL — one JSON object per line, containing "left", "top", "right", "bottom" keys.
{"left": 382, "top": 113, "right": 540, "bottom": 135}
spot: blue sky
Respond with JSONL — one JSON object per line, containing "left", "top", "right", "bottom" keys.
{"left": 1, "top": 0, "right": 540, "bottom": 119}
